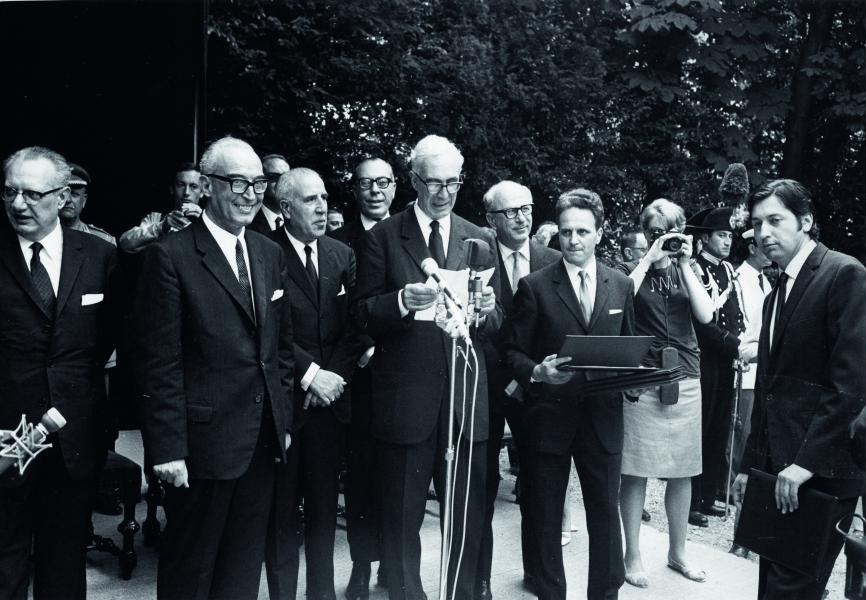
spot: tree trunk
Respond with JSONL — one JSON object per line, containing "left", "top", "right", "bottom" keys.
{"left": 780, "top": 3, "right": 834, "bottom": 178}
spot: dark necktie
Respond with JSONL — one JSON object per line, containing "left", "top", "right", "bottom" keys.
{"left": 29, "top": 242, "right": 56, "bottom": 316}
{"left": 235, "top": 239, "right": 255, "bottom": 319}
{"left": 758, "top": 272, "right": 765, "bottom": 293}
{"left": 428, "top": 220, "right": 446, "bottom": 268}
{"left": 275, "top": 216, "right": 284, "bottom": 231}
{"left": 304, "top": 245, "right": 319, "bottom": 300}
{"left": 771, "top": 272, "right": 789, "bottom": 348}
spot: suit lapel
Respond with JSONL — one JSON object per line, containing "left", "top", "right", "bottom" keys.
{"left": 246, "top": 234, "right": 269, "bottom": 336}
{"left": 553, "top": 260, "right": 586, "bottom": 331}
{"left": 282, "top": 238, "right": 319, "bottom": 308}
{"left": 587, "top": 264, "right": 610, "bottom": 331}
{"left": 444, "top": 217, "right": 468, "bottom": 271}
{"left": 0, "top": 233, "right": 52, "bottom": 318}
{"left": 317, "top": 237, "right": 339, "bottom": 304}
{"left": 194, "top": 221, "right": 256, "bottom": 325}
{"left": 401, "top": 208, "right": 433, "bottom": 274}
{"left": 55, "top": 230, "right": 85, "bottom": 318}
{"left": 497, "top": 248, "right": 514, "bottom": 314}
{"left": 768, "top": 244, "right": 824, "bottom": 365}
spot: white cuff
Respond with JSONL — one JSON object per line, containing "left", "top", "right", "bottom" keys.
{"left": 300, "top": 362, "right": 321, "bottom": 391}
{"left": 398, "top": 290, "right": 411, "bottom": 319}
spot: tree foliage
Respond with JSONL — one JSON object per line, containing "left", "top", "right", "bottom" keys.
{"left": 207, "top": 0, "right": 866, "bottom": 261}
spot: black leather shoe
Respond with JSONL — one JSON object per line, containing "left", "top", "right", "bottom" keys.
{"left": 729, "top": 543, "right": 750, "bottom": 559}
{"left": 345, "top": 563, "right": 371, "bottom": 600}
{"left": 700, "top": 504, "right": 726, "bottom": 517}
{"left": 688, "top": 510, "right": 709, "bottom": 527}
{"left": 376, "top": 564, "right": 388, "bottom": 589}
{"left": 476, "top": 580, "right": 492, "bottom": 600}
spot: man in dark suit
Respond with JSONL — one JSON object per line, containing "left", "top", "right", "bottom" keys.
{"left": 334, "top": 157, "right": 396, "bottom": 600}
{"left": 476, "top": 180, "right": 560, "bottom": 599}
{"left": 249, "top": 153, "right": 291, "bottom": 235}
{"left": 0, "top": 146, "right": 117, "bottom": 600}
{"left": 506, "top": 188, "right": 635, "bottom": 600}
{"left": 134, "top": 136, "right": 294, "bottom": 600}
{"left": 733, "top": 179, "right": 866, "bottom": 600}
{"left": 264, "top": 168, "right": 364, "bottom": 600}
{"left": 353, "top": 135, "right": 501, "bottom": 600}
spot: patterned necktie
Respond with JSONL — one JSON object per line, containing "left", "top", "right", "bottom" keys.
{"left": 235, "top": 239, "right": 255, "bottom": 319}
{"left": 771, "top": 272, "right": 789, "bottom": 348}
{"left": 304, "top": 245, "right": 319, "bottom": 300}
{"left": 29, "top": 242, "right": 56, "bottom": 316}
{"left": 274, "top": 216, "right": 284, "bottom": 231}
{"left": 577, "top": 270, "right": 592, "bottom": 324}
{"left": 428, "top": 220, "right": 446, "bottom": 268}
{"left": 511, "top": 252, "right": 524, "bottom": 296}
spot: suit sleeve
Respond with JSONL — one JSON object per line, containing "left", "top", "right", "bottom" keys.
{"left": 324, "top": 248, "right": 365, "bottom": 382}
{"left": 133, "top": 241, "right": 188, "bottom": 466}
{"left": 278, "top": 252, "right": 295, "bottom": 432}
{"left": 620, "top": 277, "right": 636, "bottom": 337}
{"left": 504, "top": 277, "right": 540, "bottom": 389}
{"left": 794, "top": 261, "right": 866, "bottom": 474}
{"left": 352, "top": 226, "right": 411, "bottom": 340}
{"left": 693, "top": 318, "right": 740, "bottom": 357}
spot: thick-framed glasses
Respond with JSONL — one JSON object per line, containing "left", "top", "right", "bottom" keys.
{"left": 357, "top": 177, "right": 394, "bottom": 191}
{"left": 206, "top": 173, "right": 268, "bottom": 195}
{"left": 2, "top": 185, "right": 67, "bottom": 205}
{"left": 488, "top": 204, "right": 533, "bottom": 220}
{"left": 411, "top": 172, "right": 463, "bottom": 194}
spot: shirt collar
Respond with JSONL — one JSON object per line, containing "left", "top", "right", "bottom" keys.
{"left": 562, "top": 254, "right": 597, "bottom": 282}
{"left": 413, "top": 202, "right": 451, "bottom": 237}
{"left": 18, "top": 220, "right": 63, "bottom": 261}
{"left": 285, "top": 229, "right": 318, "bottom": 258}
{"left": 260, "top": 204, "right": 281, "bottom": 229}
{"left": 499, "top": 240, "right": 530, "bottom": 262}
{"left": 700, "top": 250, "right": 721, "bottom": 266}
{"left": 784, "top": 239, "right": 817, "bottom": 282}
{"left": 360, "top": 212, "right": 388, "bottom": 231}
{"left": 202, "top": 210, "right": 245, "bottom": 249}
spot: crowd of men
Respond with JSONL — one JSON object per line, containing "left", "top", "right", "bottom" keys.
{"left": 1, "top": 134, "right": 866, "bottom": 600}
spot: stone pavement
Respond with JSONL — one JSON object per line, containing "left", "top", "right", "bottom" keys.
{"left": 85, "top": 431, "right": 841, "bottom": 600}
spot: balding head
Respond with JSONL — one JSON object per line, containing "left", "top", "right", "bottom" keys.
{"left": 276, "top": 168, "right": 328, "bottom": 244}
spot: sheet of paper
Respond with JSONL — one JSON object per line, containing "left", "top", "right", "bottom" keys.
{"left": 415, "top": 267, "right": 496, "bottom": 322}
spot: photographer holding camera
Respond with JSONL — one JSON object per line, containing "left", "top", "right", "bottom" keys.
{"left": 616, "top": 199, "right": 714, "bottom": 589}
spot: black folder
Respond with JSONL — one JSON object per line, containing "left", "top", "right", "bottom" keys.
{"left": 734, "top": 468, "right": 840, "bottom": 580}
{"left": 557, "top": 335, "right": 654, "bottom": 371}
{"left": 575, "top": 365, "right": 685, "bottom": 396}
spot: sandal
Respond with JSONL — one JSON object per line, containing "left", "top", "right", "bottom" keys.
{"left": 667, "top": 558, "right": 706, "bottom": 583}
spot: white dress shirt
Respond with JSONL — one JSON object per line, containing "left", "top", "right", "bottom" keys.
{"left": 282, "top": 229, "right": 322, "bottom": 390}
{"left": 18, "top": 221, "right": 63, "bottom": 294}
{"left": 562, "top": 255, "right": 597, "bottom": 317}
{"left": 202, "top": 211, "right": 254, "bottom": 314}
{"left": 768, "top": 239, "right": 817, "bottom": 345}
{"left": 736, "top": 260, "right": 771, "bottom": 389}
{"left": 499, "top": 240, "right": 530, "bottom": 292}
{"left": 260, "top": 205, "right": 282, "bottom": 231}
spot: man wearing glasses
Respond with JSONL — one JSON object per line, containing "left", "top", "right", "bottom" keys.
{"left": 249, "top": 153, "right": 291, "bottom": 235}
{"left": 353, "top": 135, "right": 501, "bottom": 600}
{"left": 335, "top": 157, "right": 396, "bottom": 600}
{"left": 476, "top": 181, "right": 560, "bottom": 598}
{"left": 134, "top": 136, "right": 295, "bottom": 599}
{"left": 0, "top": 147, "right": 117, "bottom": 600}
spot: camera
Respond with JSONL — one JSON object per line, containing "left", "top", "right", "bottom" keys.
{"left": 650, "top": 229, "right": 685, "bottom": 255}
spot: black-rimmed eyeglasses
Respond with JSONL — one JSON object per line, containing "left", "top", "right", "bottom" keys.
{"left": 206, "top": 174, "right": 268, "bottom": 195}
{"left": 357, "top": 177, "right": 394, "bottom": 191}
{"left": 411, "top": 172, "right": 463, "bottom": 194}
{"left": 2, "top": 185, "right": 67, "bottom": 205}
{"left": 488, "top": 204, "right": 533, "bottom": 220}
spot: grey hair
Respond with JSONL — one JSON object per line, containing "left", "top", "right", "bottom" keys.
{"left": 4, "top": 146, "right": 72, "bottom": 186}
{"left": 482, "top": 180, "right": 532, "bottom": 212}
{"left": 275, "top": 167, "right": 322, "bottom": 204}
{"left": 409, "top": 135, "right": 464, "bottom": 171}
{"left": 199, "top": 136, "right": 257, "bottom": 174}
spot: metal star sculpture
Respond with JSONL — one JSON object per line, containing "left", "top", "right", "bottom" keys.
{"left": 0, "top": 415, "right": 53, "bottom": 475}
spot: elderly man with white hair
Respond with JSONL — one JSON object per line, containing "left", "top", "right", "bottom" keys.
{"left": 353, "top": 135, "right": 502, "bottom": 600}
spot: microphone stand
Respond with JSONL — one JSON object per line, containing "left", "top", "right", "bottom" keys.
{"left": 725, "top": 361, "right": 744, "bottom": 521}
{"left": 439, "top": 336, "right": 460, "bottom": 600}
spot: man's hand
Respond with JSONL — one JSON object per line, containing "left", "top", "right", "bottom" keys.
{"left": 154, "top": 459, "right": 189, "bottom": 488}
{"left": 304, "top": 390, "right": 332, "bottom": 409}
{"left": 434, "top": 296, "right": 468, "bottom": 340}
{"left": 307, "top": 370, "right": 345, "bottom": 407}
{"left": 732, "top": 473, "right": 748, "bottom": 511}
{"left": 180, "top": 202, "right": 202, "bottom": 219}
{"left": 357, "top": 346, "right": 375, "bottom": 368}
{"left": 402, "top": 283, "right": 438, "bottom": 312}
{"left": 478, "top": 285, "right": 496, "bottom": 317}
{"left": 775, "top": 464, "right": 813, "bottom": 514}
{"left": 164, "top": 209, "right": 192, "bottom": 232}
{"left": 532, "top": 354, "right": 575, "bottom": 385}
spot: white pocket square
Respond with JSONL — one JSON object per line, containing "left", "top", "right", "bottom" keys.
{"left": 608, "top": 309, "right": 622, "bottom": 315}
{"left": 271, "top": 289, "right": 284, "bottom": 301}
{"left": 337, "top": 285, "right": 346, "bottom": 297}
{"left": 81, "top": 293, "right": 104, "bottom": 306}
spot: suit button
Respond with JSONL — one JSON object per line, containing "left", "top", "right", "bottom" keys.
{"left": 255, "top": 394, "right": 263, "bottom": 404}
{"left": 260, "top": 360, "right": 266, "bottom": 368}
{"left": 766, "top": 393, "right": 773, "bottom": 402}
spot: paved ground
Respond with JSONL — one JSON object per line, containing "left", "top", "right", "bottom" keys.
{"left": 83, "top": 431, "right": 847, "bottom": 599}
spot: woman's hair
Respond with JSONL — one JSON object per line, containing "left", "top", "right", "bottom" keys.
{"left": 640, "top": 198, "right": 686, "bottom": 233}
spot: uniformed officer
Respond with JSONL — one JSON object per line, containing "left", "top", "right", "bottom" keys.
{"left": 59, "top": 163, "right": 116, "bottom": 246}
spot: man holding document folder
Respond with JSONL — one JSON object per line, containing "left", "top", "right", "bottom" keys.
{"left": 505, "top": 188, "right": 635, "bottom": 600}
{"left": 732, "top": 179, "right": 866, "bottom": 599}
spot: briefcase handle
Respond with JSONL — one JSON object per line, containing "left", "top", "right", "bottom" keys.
{"left": 837, "top": 514, "right": 866, "bottom": 563}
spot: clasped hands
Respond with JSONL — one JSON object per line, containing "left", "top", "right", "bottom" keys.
{"left": 304, "top": 369, "right": 346, "bottom": 409}
{"left": 731, "top": 464, "right": 814, "bottom": 515}
{"left": 402, "top": 282, "right": 496, "bottom": 315}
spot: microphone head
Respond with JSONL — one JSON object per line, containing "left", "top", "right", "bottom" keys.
{"left": 41, "top": 408, "right": 67, "bottom": 433}
{"left": 465, "top": 238, "right": 493, "bottom": 270}
{"left": 421, "top": 257, "right": 439, "bottom": 277}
